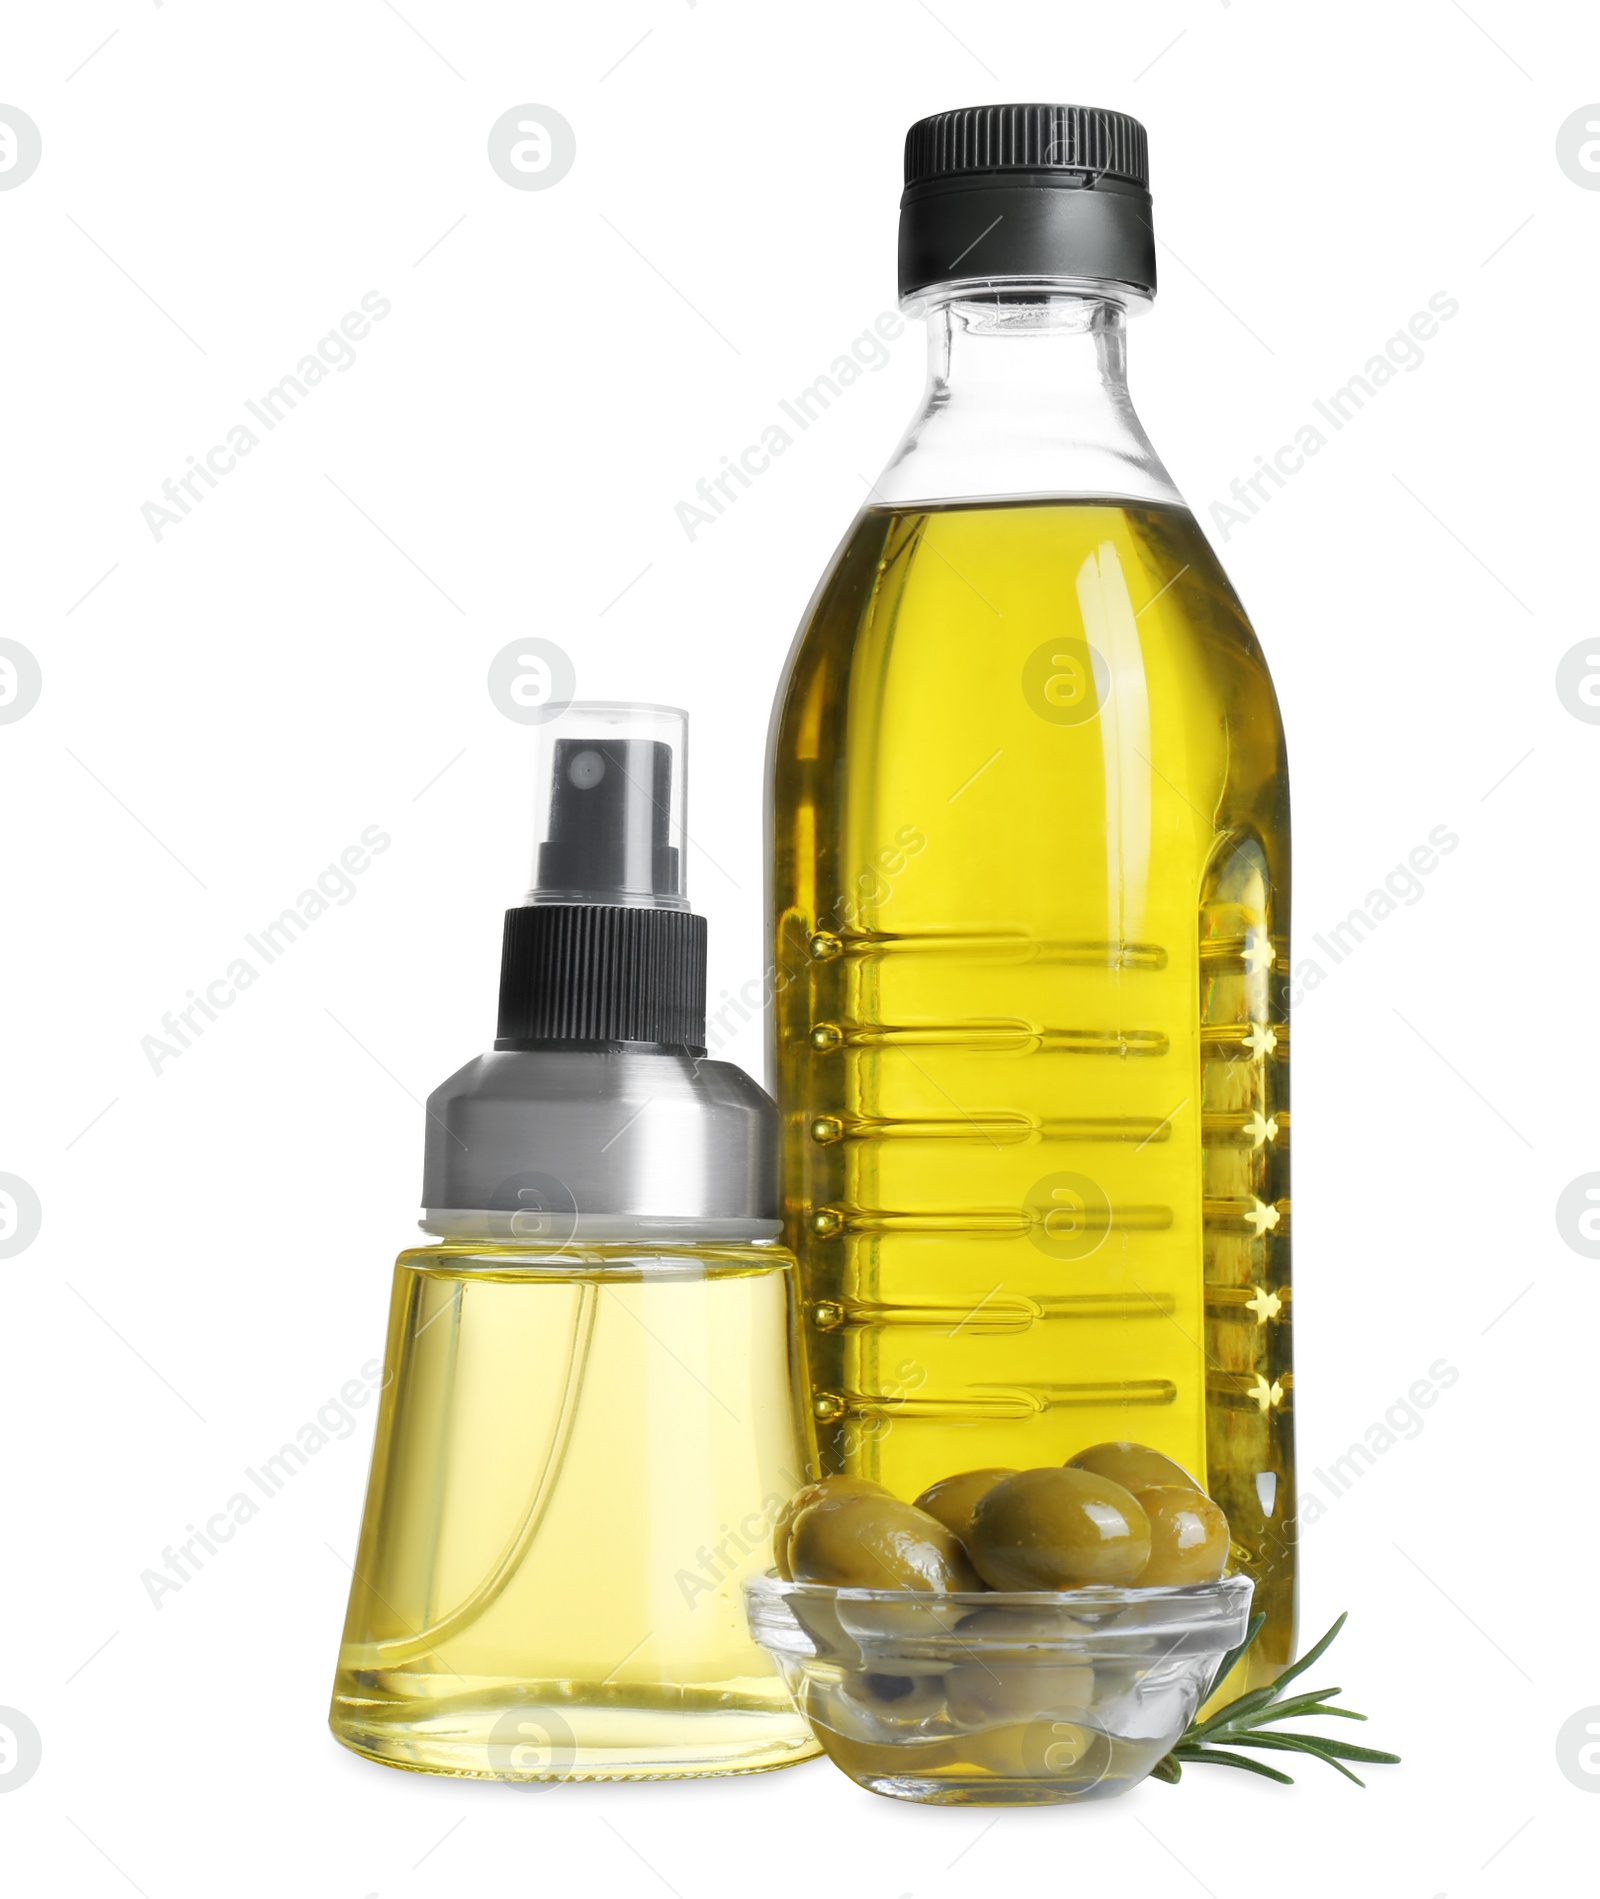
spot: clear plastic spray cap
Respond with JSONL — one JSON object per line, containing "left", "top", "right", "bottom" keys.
{"left": 525, "top": 703, "right": 689, "bottom": 909}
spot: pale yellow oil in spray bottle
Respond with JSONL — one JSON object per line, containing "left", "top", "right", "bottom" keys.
{"left": 331, "top": 1243, "right": 812, "bottom": 1777}
{"left": 769, "top": 106, "right": 1294, "bottom": 1685}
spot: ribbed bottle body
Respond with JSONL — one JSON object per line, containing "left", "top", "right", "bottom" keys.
{"left": 769, "top": 497, "right": 1294, "bottom": 1681}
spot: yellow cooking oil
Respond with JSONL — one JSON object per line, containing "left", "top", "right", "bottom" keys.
{"left": 770, "top": 497, "right": 1293, "bottom": 1683}
{"left": 329, "top": 1241, "right": 819, "bottom": 1778}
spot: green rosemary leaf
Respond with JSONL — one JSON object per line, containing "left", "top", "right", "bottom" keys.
{"left": 1153, "top": 1612, "right": 1397, "bottom": 1792}
{"left": 1173, "top": 1744, "right": 1295, "bottom": 1785}
{"left": 1149, "top": 1754, "right": 1183, "bottom": 1783}
{"left": 1190, "top": 1684, "right": 1282, "bottom": 1737}
{"left": 1202, "top": 1610, "right": 1266, "bottom": 1702}
{"left": 1234, "top": 1732, "right": 1368, "bottom": 1785}
{"left": 1268, "top": 1610, "right": 1348, "bottom": 1696}
{"left": 1248, "top": 1694, "right": 1366, "bottom": 1727}
{"left": 1246, "top": 1731, "right": 1401, "bottom": 1766}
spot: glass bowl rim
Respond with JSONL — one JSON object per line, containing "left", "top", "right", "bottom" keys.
{"left": 745, "top": 1569, "right": 1254, "bottom": 1613}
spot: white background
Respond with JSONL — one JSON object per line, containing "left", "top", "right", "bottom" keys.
{"left": 3, "top": 3, "right": 1597, "bottom": 1894}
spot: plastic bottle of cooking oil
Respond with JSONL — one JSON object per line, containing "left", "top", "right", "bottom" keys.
{"left": 331, "top": 703, "right": 817, "bottom": 1779}
{"left": 768, "top": 106, "right": 1294, "bottom": 1682}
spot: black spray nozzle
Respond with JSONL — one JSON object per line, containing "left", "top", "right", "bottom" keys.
{"left": 534, "top": 736, "right": 682, "bottom": 904}
{"left": 499, "top": 703, "right": 702, "bottom": 1047}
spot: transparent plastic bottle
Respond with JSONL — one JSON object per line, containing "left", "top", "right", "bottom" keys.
{"left": 332, "top": 705, "right": 818, "bottom": 1778}
{"left": 768, "top": 107, "right": 1294, "bottom": 1684}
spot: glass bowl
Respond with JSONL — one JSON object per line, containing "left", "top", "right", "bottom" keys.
{"left": 745, "top": 1570, "right": 1254, "bottom": 1806}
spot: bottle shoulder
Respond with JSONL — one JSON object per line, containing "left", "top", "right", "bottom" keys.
{"left": 768, "top": 495, "right": 1289, "bottom": 923}
{"left": 873, "top": 296, "right": 1182, "bottom": 513}
{"left": 780, "top": 497, "right": 1277, "bottom": 691}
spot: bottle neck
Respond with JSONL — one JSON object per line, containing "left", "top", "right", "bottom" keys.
{"left": 872, "top": 286, "right": 1181, "bottom": 512}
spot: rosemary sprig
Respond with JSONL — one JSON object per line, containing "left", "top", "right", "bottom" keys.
{"left": 1151, "top": 1611, "right": 1400, "bottom": 1788}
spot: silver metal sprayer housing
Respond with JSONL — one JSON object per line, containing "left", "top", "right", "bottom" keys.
{"left": 420, "top": 1046, "right": 779, "bottom": 1240}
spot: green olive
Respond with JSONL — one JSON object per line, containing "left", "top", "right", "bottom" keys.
{"left": 950, "top": 1715, "right": 1119, "bottom": 1788}
{"left": 788, "top": 1492, "right": 983, "bottom": 1591}
{"left": 805, "top": 1672, "right": 962, "bottom": 1779}
{"left": 1133, "top": 1485, "right": 1230, "bottom": 1586}
{"left": 772, "top": 1475, "right": 888, "bottom": 1580}
{"left": 951, "top": 1603, "right": 1091, "bottom": 1659}
{"left": 788, "top": 1592, "right": 858, "bottom": 1665}
{"left": 946, "top": 1660, "right": 1093, "bottom": 1729}
{"left": 844, "top": 1593, "right": 966, "bottom": 1663}
{"left": 913, "top": 1467, "right": 1017, "bottom": 1546}
{"left": 859, "top": 1671, "right": 949, "bottom": 1718}
{"left": 1065, "top": 1440, "right": 1199, "bottom": 1494}
{"left": 966, "top": 1468, "right": 1151, "bottom": 1589}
